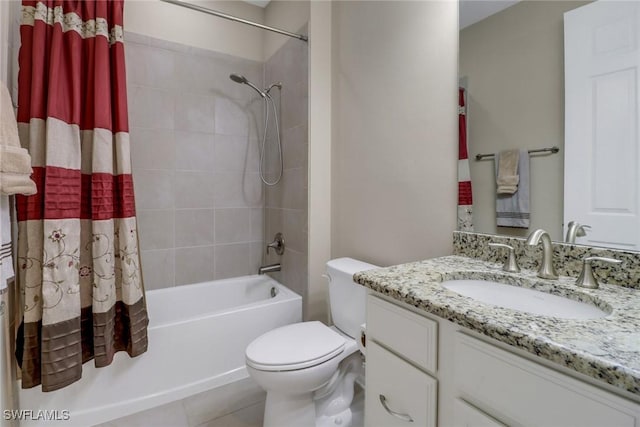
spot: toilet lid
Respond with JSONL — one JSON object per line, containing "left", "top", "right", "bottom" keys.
{"left": 246, "top": 321, "right": 346, "bottom": 371}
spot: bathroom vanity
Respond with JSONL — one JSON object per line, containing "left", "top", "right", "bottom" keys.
{"left": 356, "top": 251, "right": 640, "bottom": 427}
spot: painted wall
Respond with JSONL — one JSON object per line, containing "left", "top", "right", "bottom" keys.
{"left": 331, "top": 1, "right": 458, "bottom": 267}
{"left": 307, "top": 1, "right": 332, "bottom": 322}
{"left": 460, "top": 1, "right": 589, "bottom": 240}
{"left": 124, "top": 0, "right": 265, "bottom": 62}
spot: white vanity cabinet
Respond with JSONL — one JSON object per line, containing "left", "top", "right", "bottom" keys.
{"left": 365, "top": 295, "right": 439, "bottom": 427}
{"left": 365, "top": 294, "right": 640, "bottom": 427}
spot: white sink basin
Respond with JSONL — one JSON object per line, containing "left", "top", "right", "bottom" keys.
{"left": 441, "top": 279, "right": 608, "bottom": 319}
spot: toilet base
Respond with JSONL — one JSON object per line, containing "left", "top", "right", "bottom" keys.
{"left": 317, "top": 407, "right": 353, "bottom": 427}
{"left": 264, "top": 391, "right": 316, "bottom": 427}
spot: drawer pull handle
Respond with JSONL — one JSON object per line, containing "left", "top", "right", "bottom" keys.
{"left": 379, "top": 394, "right": 414, "bottom": 423}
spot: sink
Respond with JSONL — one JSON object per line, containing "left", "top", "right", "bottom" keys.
{"left": 441, "top": 279, "right": 608, "bottom": 319}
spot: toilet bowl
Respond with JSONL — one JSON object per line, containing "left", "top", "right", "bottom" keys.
{"left": 245, "top": 258, "right": 377, "bottom": 427}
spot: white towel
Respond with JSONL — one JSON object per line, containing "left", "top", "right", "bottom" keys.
{"left": 496, "top": 149, "right": 519, "bottom": 194}
{"left": 496, "top": 149, "right": 530, "bottom": 228}
{"left": 0, "top": 83, "right": 36, "bottom": 196}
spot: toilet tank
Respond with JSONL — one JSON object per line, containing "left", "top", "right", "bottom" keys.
{"left": 326, "top": 258, "right": 379, "bottom": 339}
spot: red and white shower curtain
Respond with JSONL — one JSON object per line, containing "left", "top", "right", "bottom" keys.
{"left": 15, "top": 0, "right": 148, "bottom": 391}
{"left": 458, "top": 87, "right": 473, "bottom": 231}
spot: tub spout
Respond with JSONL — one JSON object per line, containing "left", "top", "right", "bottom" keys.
{"left": 259, "top": 263, "right": 281, "bottom": 275}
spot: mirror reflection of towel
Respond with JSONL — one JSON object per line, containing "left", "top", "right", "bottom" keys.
{"left": 496, "top": 149, "right": 519, "bottom": 194}
{"left": 496, "top": 149, "right": 530, "bottom": 228}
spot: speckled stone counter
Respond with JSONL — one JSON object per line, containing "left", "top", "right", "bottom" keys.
{"left": 354, "top": 255, "right": 640, "bottom": 397}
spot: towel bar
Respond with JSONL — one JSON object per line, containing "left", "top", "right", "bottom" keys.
{"left": 475, "top": 146, "right": 559, "bottom": 161}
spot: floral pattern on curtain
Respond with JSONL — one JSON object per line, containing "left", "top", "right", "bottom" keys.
{"left": 458, "top": 87, "right": 473, "bottom": 231}
{"left": 15, "top": 0, "right": 148, "bottom": 392}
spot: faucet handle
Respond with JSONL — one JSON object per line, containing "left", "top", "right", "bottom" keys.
{"left": 576, "top": 256, "right": 622, "bottom": 289}
{"left": 576, "top": 224, "right": 591, "bottom": 238}
{"left": 489, "top": 243, "right": 521, "bottom": 273}
{"left": 266, "top": 232, "right": 285, "bottom": 256}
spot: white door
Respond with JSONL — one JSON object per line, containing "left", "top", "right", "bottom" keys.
{"left": 564, "top": 0, "right": 640, "bottom": 250}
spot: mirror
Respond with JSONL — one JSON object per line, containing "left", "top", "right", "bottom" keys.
{"left": 458, "top": 0, "right": 639, "bottom": 251}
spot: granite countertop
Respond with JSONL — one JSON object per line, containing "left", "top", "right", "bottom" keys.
{"left": 354, "top": 255, "right": 640, "bottom": 397}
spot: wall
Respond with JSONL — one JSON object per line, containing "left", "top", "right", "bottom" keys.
{"left": 307, "top": 1, "right": 332, "bottom": 322}
{"left": 263, "top": 25, "right": 309, "bottom": 315}
{"left": 459, "top": 1, "right": 589, "bottom": 240}
{"left": 124, "top": 0, "right": 265, "bottom": 62}
{"left": 331, "top": 1, "right": 458, "bottom": 267}
{"left": 126, "top": 32, "right": 265, "bottom": 289}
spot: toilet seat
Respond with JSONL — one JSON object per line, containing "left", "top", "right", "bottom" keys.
{"left": 246, "top": 321, "right": 346, "bottom": 372}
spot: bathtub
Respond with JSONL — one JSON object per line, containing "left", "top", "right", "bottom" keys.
{"left": 17, "top": 275, "right": 302, "bottom": 427}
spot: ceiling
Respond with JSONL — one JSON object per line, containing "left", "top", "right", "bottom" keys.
{"left": 459, "top": 0, "right": 521, "bottom": 29}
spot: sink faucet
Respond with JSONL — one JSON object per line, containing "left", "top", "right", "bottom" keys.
{"left": 526, "top": 229, "right": 558, "bottom": 280}
{"left": 565, "top": 221, "right": 591, "bottom": 244}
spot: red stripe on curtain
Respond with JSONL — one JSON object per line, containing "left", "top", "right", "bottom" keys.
{"left": 458, "top": 182, "right": 473, "bottom": 206}
{"left": 458, "top": 87, "right": 472, "bottom": 206}
{"left": 17, "top": 1, "right": 128, "bottom": 132}
{"left": 16, "top": 168, "right": 136, "bottom": 221}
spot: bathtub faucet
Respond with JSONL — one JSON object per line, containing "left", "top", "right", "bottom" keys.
{"left": 259, "top": 263, "right": 281, "bottom": 275}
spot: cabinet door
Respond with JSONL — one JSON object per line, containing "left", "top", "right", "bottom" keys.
{"left": 454, "top": 333, "right": 638, "bottom": 427}
{"left": 365, "top": 340, "right": 437, "bottom": 427}
{"left": 452, "top": 399, "right": 506, "bottom": 427}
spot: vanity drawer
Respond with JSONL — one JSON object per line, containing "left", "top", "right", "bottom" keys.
{"left": 454, "top": 333, "right": 639, "bottom": 427}
{"left": 365, "top": 340, "right": 437, "bottom": 427}
{"left": 366, "top": 295, "right": 438, "bottom": 374}
{"left": 452, "top": 399, "right": 506, "bottom": 427}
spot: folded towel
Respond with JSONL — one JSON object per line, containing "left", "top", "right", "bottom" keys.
{"left": 496, "top": 149, "right": 519, "bottom": 194}
{"left": 0, "top": 83, "right": 36, "bottom": 196}
{"left": 496, "top": 149, "right": 530, "bottom": 228}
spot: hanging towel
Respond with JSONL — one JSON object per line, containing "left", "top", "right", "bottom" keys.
{"left": 496, "top": 149, "right": 520, "bottom": 194}
{"left": 496, "top": 149, "right": 530, "bottom": 228}
{"left": 0, "top": 83, "right": 36, "bottom": 196}
{"left": 457, "top": 87, "right": 473, "bottom": 231}
{"left": 0, "top": 196, "right": 17, "bottom": 426}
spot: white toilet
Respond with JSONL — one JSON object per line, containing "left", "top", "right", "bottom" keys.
{"left": 245, "top": 258, "right": 378, "bottom": 427}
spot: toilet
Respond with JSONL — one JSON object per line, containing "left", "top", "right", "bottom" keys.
{"left": 245, "top": 258, "right": 378, "bottom": 427}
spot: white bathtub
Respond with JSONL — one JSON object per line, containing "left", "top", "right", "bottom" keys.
{"left": 17, "top": 275, "right": 302, "bottom": 427}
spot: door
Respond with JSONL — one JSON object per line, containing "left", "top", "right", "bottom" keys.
{"left": 564, "top": 0, "right": 640, "bottom": 249}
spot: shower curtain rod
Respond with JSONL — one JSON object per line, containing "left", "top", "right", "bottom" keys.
{"left": 159, "top": 0, "right": 309, "bottom": 42}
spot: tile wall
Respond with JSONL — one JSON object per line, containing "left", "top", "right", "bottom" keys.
{"left": 263, "top": 26, "right": 309, "bottom": 313}
{"left": 125, "top": 32, "right": 266, "bottom": 289}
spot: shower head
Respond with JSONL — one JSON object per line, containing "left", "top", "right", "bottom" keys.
{"left": 229, "top": 73, "right": 247, "bottom": 84}
{"left": 229, "top": 73, "right": 265, "bottom": 98}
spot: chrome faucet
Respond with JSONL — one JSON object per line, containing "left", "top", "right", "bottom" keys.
{"left": 258, "top": 263, "right": 281, "bottom": 275}
{"left": 526, "top": 229, "right": 558, "bottom": 280}
{"left": 575, "top": 256, "right": 621, "bottom": 289}
{"left": 565, "top": 221, "right": 591, "bottom": 244}
{"left": 266, "top": 232, "right": 285, "bottom": 256}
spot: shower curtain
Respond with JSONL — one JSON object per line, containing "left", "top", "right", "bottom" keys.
{"left": 458, "top": 87, "right": 473, "bottom": 231}
{"left": 15, "top": 0, "right": 148, "bottom": 391}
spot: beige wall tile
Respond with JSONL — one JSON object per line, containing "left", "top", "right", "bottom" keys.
{"left": 175, "top": 131, "right": 215, "bottom": 171}
{"left": 175, "top": 171, "right": 216, "bottom": 209}
{"left": 175, "top": 209, "right": 215, "bottom": 248}
{"left": 214, "top": 243, "right": 251, "bottom": 279}
{"left": 140, "top": 249, "right": 175, "bottom": 290}
{"left": 175, "top": 246, "right": 215, "bottom": 286}
{"left": 138, "top": 209, "right": 175, "bottom": 250}
{"left": 214, "top": 208, "right": 251, "bottom": 244}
